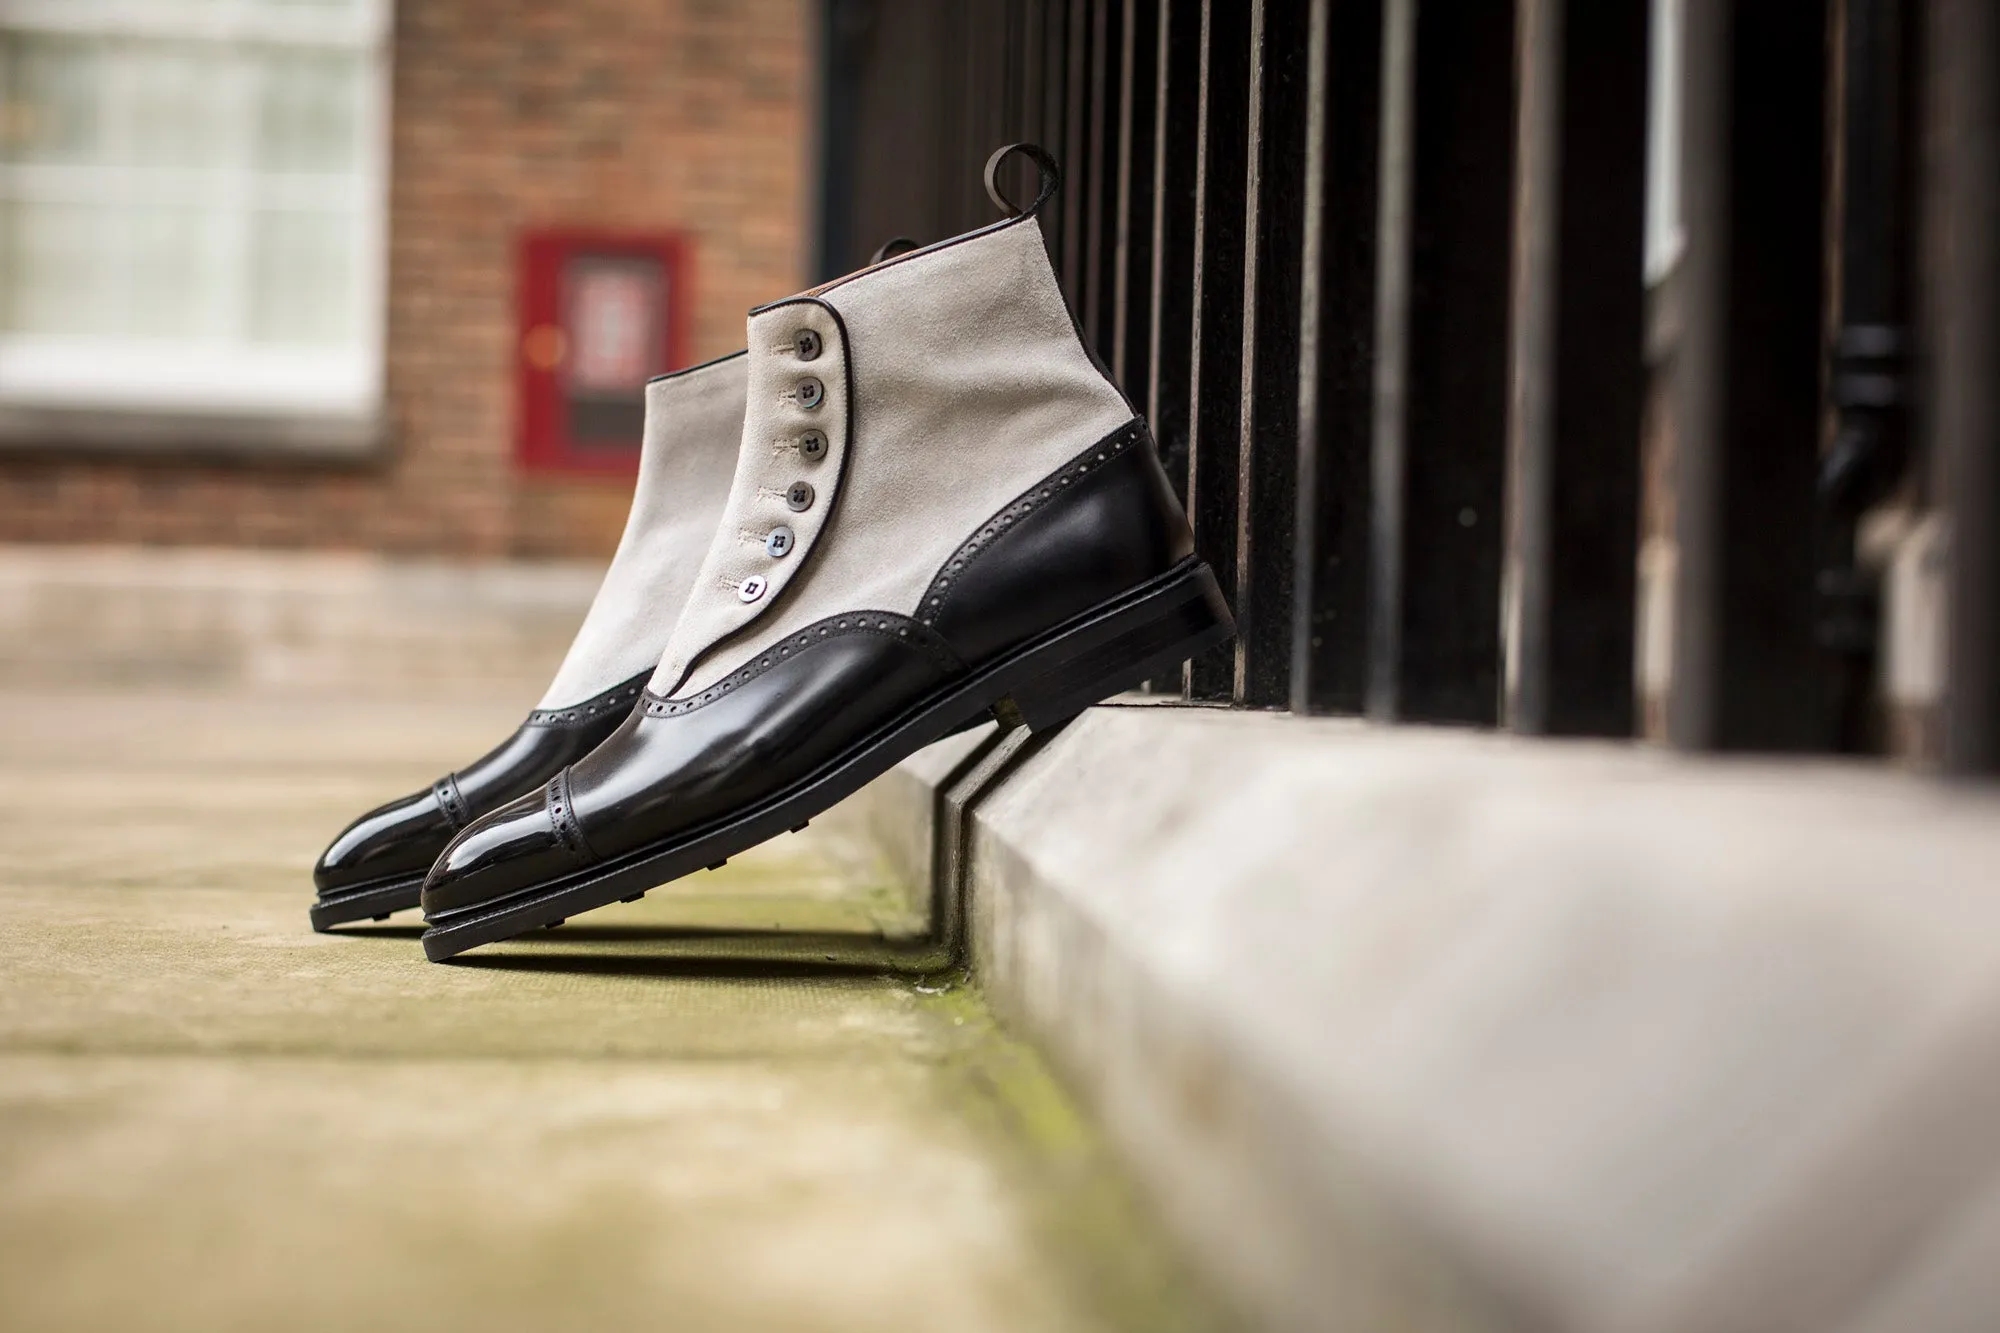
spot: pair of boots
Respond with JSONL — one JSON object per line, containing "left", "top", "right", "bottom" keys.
{"left": 311, "top": 145, "right": 1234, "bottom": 963}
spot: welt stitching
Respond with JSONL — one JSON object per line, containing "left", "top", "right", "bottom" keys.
{"left": 917, "top": 417, "right": 1148, "bottom": 627}
{"left": 641, "top": 614, "right": 963, "bottom": 720}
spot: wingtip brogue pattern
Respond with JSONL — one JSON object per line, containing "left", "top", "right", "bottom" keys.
{"left": 311, "top": 350, "right": 753, "bottom": 932}
{"left": 915, "top": 417, "right": 1149, "bottom": 627}
{"left": 310, "top": 668, "right": 654, "bottom": 929}
{"left": 643, "top": 614, "right": 962, "bottom": 719}
{"left": 414, "top": 143, "right": 1234, "bottom": 960}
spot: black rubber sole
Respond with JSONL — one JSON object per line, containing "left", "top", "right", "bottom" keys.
{"left": 308, "top": 708, "right": 985, "bottom": 935}
{"left": 419, "top": 557, "right": 1233, "bottom": 962}
{"left": 309, "top": 875, "right": 425, "bottom": 932}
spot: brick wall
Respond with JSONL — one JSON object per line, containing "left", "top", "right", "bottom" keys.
{"left": 0, "top": 0, "right": 808, "bottom": 559}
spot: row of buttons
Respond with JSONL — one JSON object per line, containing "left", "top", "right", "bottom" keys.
{"left": 740, "top": 327, "right": 832, "bottom": 605}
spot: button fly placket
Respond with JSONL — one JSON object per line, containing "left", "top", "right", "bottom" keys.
{"left": 648, "top": 300, "right": 849, "bottom": 700}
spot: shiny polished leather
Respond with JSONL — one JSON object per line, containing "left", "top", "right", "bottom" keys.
{"left": 924, "top": 418, "right": 1193, "bottom": 665}
{"left": 421, "top": 417, "right": 1192, "bottom": 919}
{"left": 419, "top": 786, "right": 579, "bottom": 911}
{"left": 314, "top": 789, "right": 460, "bottom": 895}
{"left": 421, "top": 625, "right": 961, "bottom": 913}
{"left": 312, "top": 670, "right": 648, "bottom": 897}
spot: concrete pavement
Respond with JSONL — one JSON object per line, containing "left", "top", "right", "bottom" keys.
{"left": 0, "top": 686, "right": 1224, "bottom": 1333}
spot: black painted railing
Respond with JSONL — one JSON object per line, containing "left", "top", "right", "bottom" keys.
{"left": 815, "top": 0, "right": 2000, "bottom": 775}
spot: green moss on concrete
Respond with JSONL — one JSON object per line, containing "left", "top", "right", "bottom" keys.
{"left": 911, "top": 975, "right": 1238, "bottom": 1333}
{"left": 0, "top": 689, "right": 1230, "bottom": 1332}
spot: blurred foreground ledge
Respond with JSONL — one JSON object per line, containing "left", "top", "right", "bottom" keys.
{"left": 857, "top": 709, "right": 2000, "bottom": 1333}
{"left": 0, "top": 544, "right": 599, "bottom": 697}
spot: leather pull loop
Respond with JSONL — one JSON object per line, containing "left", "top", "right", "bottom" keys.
{"left": 868, "top": 236, "right": 921, "bottom": 264}
{"left": 983, "top": 142, "right": 1061, "bottom": 219}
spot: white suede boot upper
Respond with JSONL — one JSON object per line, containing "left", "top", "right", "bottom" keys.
{"left": 651, "top": 216, "right": 1134, "bottom": 699}
{"left": 536, "top": 351, "right": 748, "bottom": 710}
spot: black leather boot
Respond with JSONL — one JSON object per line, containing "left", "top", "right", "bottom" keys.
{"left": 418, "top": 145, "right": 1233, "bottom": 960}
{"left": 309, "top": 351, "right": 747, "bottom": 930}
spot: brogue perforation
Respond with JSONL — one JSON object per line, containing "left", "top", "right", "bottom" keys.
{"left": 916, "top": 417, "right": 1147, "bottom": 627}
{"left": 638, "top": 613, "right": 963, "bottom": 720}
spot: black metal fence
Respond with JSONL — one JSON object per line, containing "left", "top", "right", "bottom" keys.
{"left": 815, "top": 0, "right": 1999, "bottom": 774}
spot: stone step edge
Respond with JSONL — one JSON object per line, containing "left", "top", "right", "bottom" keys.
{"left": 853, "top": 705, "right": 2000, "bottom": 1333}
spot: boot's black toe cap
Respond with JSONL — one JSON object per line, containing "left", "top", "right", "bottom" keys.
{"left": 314, "top": 788, "right": 455, "bottom": 895}
{"left": 421, "top": 788, "right": 584, "bottom": 917}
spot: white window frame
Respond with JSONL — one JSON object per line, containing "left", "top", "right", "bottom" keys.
{"left": 0, "top": 0, "right": 393, "bottom": 452}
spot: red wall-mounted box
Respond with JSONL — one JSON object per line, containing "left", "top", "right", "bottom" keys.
{"left": 516, "top": 229, "right": 690, "bottom": 475}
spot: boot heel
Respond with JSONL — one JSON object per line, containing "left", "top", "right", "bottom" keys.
{"left": 1002, "top": 561, "right": 1235, "bottom": 731}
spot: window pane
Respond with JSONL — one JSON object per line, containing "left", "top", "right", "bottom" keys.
{"left": 1, "top": 34, "right": 251, "bottom": 170}
{"left": 120, "top": 42, "right": 250, "bottom": 171}
{"left": 0, "top": 17, "right": 374, "bottom": 361}
{"left": 1, "top": 201, "right": 114, "bottom": 335}
{"left": 250, "top": 207, "right": 355, "bottom": 345}
{"left": 0, "top": 201, "right": 244, "bottom": 339}
{"left": 1, "top": 35, "right": 110, "bottom": 167}
{"left": 127, "top": 203, "right": 238, "bottom": 338}
{"left": 256, "top": 50, "right": 361, "bottom": 173}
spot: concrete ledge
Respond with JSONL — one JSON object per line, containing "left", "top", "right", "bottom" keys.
{"left": 879, "top": 704, "right": 2000, "bottom": 1332}
{"left": 842, "top": 721, "right": 999, "bottom": 919}
{"left": 0, "top": 545, "right": 604, "bottom": 694}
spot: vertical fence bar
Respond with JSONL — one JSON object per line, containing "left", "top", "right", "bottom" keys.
{"left": 1185, "top": 0, "right": 1254, "bottom": 699}
{"left": 813, "top": 0, "right": 859, "bottom": 282}
{"left": 949, "top": 2, "right": 970, "bottom": 232}
{"left": 1083, "top": 0, "right": 1123, "bottom": 353}
{"left": 1042, "top": 0, "right": 1071, "bottom": 272}
{"left": 954, "top": 3, "right": 982, "bottom": 232}
{"left": 983, "top": 0, "right": 1009, "bottom": 217}
{"left": 1821, "top": 0, "right": 1919, "bottom": 754}
{"left": 1114, "top": 0, "right": 1160, "bottom": 397}
{"left": 1936, "top": 0, "right": 2000, "bottom": 774}
{"left": 1503, "top": 0, "right": 1646, "bottom": 736}
{"left": 941, "top": 0, "right": 1016, "bottom": 235}
{"left": 1002, "top": 0, "right": 1027, "bottom": 145}
{"left": 1060, "top": 0, "right": 1093, "bottom": 296}
{"left": 1101, "top": 2, "right": 1129, "bottom": 362}
{"left": 1232, "top": 0, "right": 1311, "bottom": 706}
{"left": 995, "top": 2, "right": 1023, "bottom": 185}
{"left": 1028, "top": 0, "right": 1059, "bottom": 211}
{"left": 1669, "top": 0, "right": 1828, "bottom": 751}
{"left": 847, "top": 1, "right": 953, "bottom": 269}
{"left": 1022, "top": 0, "right": 1048, "bottom": 158}
{"left": 1368, "top": 0, "right": 1518, "bottom": 724}
{"left": 1291, "top": 0, "right": 1383, "bottom": 714}
{"left": 978, "top": 1, "right": 1010, "bottom": 225}
{"left": 1147, "top": 0, "right": 1202, "bottom": 504}
{"left": 935, "top": 3, "right": 968, "bottom": 234}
